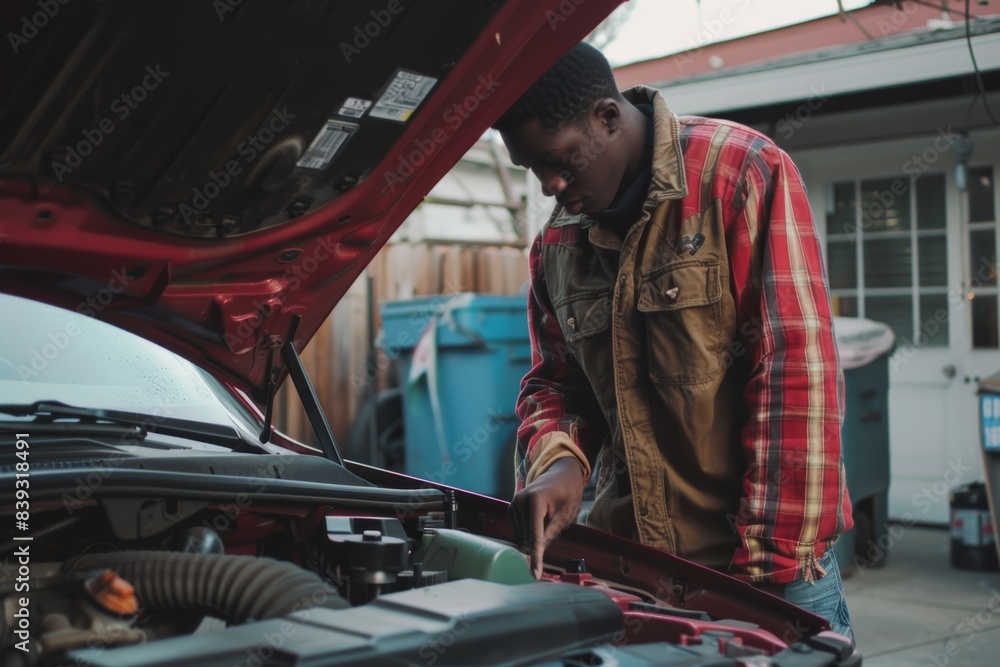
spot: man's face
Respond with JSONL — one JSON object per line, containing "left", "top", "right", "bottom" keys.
{"left": 501, "top": 107, "right": 627, "bottom": 216}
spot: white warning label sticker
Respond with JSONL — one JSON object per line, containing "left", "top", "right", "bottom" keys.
{"left": 369, "top": 70, "right": 437, "bottom": 123}
{"left": 296, "top": 119, "right": 356, "bottom": 170}
{"left": 338, "top": 97, "right": 372, "bottom": 119}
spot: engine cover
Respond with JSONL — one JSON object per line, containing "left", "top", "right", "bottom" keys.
{"left": 61, "top": 579, "right": 624, "bottom": 666}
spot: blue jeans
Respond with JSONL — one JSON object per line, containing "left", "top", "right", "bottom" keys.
{"left": 780, "top": 550, "right": 855, "bottom": 644}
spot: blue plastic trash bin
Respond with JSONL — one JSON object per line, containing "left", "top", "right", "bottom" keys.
{"left": 380, "top": 293, "right": 531, "bottom": 498}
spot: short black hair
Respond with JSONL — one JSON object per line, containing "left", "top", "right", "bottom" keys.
{"left": 492, "top": 42, "right": 622, "bottom": 133}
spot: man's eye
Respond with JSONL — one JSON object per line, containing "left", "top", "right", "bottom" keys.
{"left": 550, "top": 159, "right": 574, "bottom": 174}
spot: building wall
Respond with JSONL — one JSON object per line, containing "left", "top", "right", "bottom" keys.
{"left": 791, "top": 114, "right": 1000, "bottom": 524}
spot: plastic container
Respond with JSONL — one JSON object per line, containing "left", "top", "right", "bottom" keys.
{"left": 831, "top": 317, "right": 895, "bottom": 572}
{"left": 980, "top": 372, "right": 1000, "bottom": 453}
{"left": 380, "top": 294, "right": 530, "bottom": 498}
{"left": 949, "top": 482, "right": 999, "bottom": 571}
{"left": 975, "top": 373, "right": 1000, "bottom": 571}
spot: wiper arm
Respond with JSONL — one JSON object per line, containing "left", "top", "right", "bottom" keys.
{"left": 0, "top": 401, "right": 267, "bottom": 452}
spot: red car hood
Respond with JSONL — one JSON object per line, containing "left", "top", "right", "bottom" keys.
{"left": 0, "top": 0, "right": 623, "bottom": 403}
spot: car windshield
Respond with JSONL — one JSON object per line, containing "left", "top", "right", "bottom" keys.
{"left": 0, "top": 292, "right": 255, "bottom": 432}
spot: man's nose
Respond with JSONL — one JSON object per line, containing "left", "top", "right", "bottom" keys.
{"left": 538, "top": 168, "right": 568, "bottom": 198}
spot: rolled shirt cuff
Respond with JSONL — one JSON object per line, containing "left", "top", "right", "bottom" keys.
{"left": 525, "top": 432, "right": 591, "bottom": 485}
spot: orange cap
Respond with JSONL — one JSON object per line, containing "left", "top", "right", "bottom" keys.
{"left": 86, "top": 569, "right": 139, "bottom": 616}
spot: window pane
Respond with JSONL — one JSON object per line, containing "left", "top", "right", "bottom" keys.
{"left": 860, "top": 178, "right": 911, "bottom": 232}
{"left": 827, "top": 240, "right": 857, "bottom": 289}
{"left": 865, "top": 295, "right": 913, "bottom": 344}
{"left": 832, "top": 295, "right": 859, "bottom": 317}
{"left": 918, "top": 234, "right": 948, "bottom": 287}
{"left": 827, "top": 181, "right": 857, "bottom": 236}
{"left": 917, "top": 173, "right": 946, "bottom": 230}
{"left": 969, "top": 229, "right": 997, "bottom": 288}
{"left": 917, "top": 295, "right": 949, "bottom": 347}
{"left": 973, "top": 293, "right": 999, "bottom": 349}
{"left": 865, "top": 237, "right": 912, "bottom": 288}
{"left": 969, "top": 166, "right": 995, "bottom": 223}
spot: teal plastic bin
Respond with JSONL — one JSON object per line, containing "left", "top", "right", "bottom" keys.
{"left": 380, "top": 294, "right": 531, "bottom": 499}
{"left": 831, "top": 317, "right": 895, "bottom": 573}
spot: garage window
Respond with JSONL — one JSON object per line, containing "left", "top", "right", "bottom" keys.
{"left": 825, "top": 173, "right": 948, "bottom": 347}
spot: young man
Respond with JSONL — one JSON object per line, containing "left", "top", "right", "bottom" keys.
{"left": 494, "top": 42, "right": 855, "bottom": 641}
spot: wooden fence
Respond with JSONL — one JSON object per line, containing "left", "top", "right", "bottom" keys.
{"left": 273, "top": 242, "right": 528, "bottom": 459}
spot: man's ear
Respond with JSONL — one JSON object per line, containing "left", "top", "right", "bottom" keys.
{"left": 592, "top": 98, "right": 622, "bottom": 135}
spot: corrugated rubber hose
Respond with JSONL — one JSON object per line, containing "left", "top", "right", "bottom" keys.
{"left": 64, "top": 551, "right": 349, "bottom": 623}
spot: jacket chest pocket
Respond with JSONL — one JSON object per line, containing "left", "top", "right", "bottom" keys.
{"left": 553, "top": 293, "right": 612, "bottom": 378}
{"left": 637, "top": 260, "right": 725, "bottom": 385}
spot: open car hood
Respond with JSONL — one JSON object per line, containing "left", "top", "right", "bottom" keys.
{"left": 0, "top": 0, "right": 622, "bottom": 404}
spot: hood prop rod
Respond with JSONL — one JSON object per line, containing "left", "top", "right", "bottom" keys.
{"left": 259, "top": 349, "right": 279, "bottom": 444}
{"left": 278, "top": 314, "right": 344, "bottom": 466}
{"left": 258, "top": 315, "right": 343, "bottom": 465}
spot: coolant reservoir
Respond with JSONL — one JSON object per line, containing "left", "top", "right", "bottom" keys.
{"left": 413, "top": 529, "right": 534, "bottom": 585}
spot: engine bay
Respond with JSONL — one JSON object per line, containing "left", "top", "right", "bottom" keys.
{"left": 0, "top": 452, "right": 859, "bottom": 666}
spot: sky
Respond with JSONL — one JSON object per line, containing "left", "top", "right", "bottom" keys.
{"left": 602, "top": 0, "right": 873, "bottom": 66}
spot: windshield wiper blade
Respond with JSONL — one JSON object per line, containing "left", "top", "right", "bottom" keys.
{"left": 0, "top": 401, "right": 148, "bottom": 425}
{"left": 0, "top": 401, "right": 265, "bottom": 452}
{"left": 0, "top": 420, "right": 146, "bottom": 440}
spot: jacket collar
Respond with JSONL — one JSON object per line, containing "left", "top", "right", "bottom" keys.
{"left": 547, "top": 85, "right": 687, "bottom": 231}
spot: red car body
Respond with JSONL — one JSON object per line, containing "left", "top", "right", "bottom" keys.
{"left": 0, "top": 1, "right": 859, "bottom": 664}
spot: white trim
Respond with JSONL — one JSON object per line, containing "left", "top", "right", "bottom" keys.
{"left": 658, "top": 31, "right": 1000, "bottom": 116}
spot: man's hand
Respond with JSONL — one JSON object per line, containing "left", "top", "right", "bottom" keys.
{"left": 509, "top": 458, "right": 587, "bottom": 579}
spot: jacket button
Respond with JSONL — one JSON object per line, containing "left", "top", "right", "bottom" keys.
{"left": 566, "top": 317, "right": 576, "bottom": 329}
{"left": 639, "top": 506, "right": 649, "bottom": 517}
{"left": 664, "top": 287, "right": 680, "bottom": 301}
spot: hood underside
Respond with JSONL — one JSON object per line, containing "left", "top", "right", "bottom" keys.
{"left": 0, "top": 0, "right": 624, "bottom": 401}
